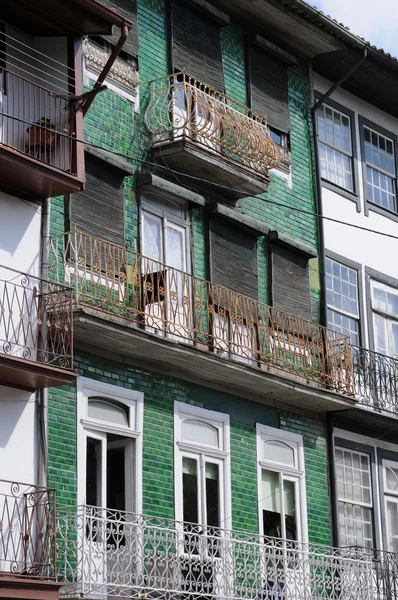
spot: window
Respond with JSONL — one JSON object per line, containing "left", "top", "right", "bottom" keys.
{"left": 371, "top": 280, "right": 398, "bottom": 358}
{"left": 317, "top": 104, "right": 354, "bottom": 191}
{"left": 326, "top": 257, "right": 360, "bottom": 345}
{"left": 384, "top": 460, "right": 398, "bottom": 553}
{"left": 256, "top": 425, "right": 307, "bottom": 543}
{"left": 363, "top": 126, "right": 396, "bottom": 212}
{"left": 335, "top": 446, "right": 373, "bottom": 549}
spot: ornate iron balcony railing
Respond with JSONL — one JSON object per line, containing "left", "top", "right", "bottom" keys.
{"left": 145, "top": 72, "right": 291, "bottom": 175}
{"left": 0, "top": 479, "right": 56, "bottom": 579}
{"left": 0, "top": 67, "right": 77, "bottom": 175}
{"left": 353, "top": 345, "right": 398, "bottom": 414}
{"left": 49, "top": 231, "right": 354, "bottom": 396}
{"left": 0, "top": 264, "right": 74, "bottom": 370}
{"left": 56, "top": 506, "right": 379, "bottom": 600}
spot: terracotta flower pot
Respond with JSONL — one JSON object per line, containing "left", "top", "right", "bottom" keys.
{"left": 27, "top": 122, "right": 56, "bottom": 148}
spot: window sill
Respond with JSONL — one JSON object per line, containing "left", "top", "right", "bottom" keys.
{"left": 321, "top": 178, "right": 360, "bottom": 211}
{"left": 365, "top": 200, "right": 398, "bottom": 222}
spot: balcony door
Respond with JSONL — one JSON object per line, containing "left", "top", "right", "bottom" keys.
{"left": 141, "top": 195, "right": 192, "bottom": 341}
{"left": 175, "top": 402, "right": 232, "bottom": 600}
{"left": 77, "top": 379, "right": 143, "bottom": 599}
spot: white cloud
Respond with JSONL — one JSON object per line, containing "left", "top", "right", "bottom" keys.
{"left": 312, "top": 0, "right": 398, "bottom": 56}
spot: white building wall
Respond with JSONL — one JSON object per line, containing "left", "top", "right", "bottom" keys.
{"left": 315, "top": 74, "right": 398, "bottom": 348}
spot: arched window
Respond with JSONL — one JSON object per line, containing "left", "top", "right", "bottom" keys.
{"left": 183, "top": 419, "right": 219, "bottom": 447}
{"left": 88, "top": 396, "right": 129, "bottom": 427}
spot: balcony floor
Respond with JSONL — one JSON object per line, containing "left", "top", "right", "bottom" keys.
{"left": 73, "top": 306, "right": 357, "bottom": 413}
{"left": 0, "top": 354, "right": 77, "bottom": 391}
{"left": 0, "top": 145, "right": 84, "bottom": 201}
{"left": 152, "top": 140, "right": 270, "bottom": 201}
{"left": 0, "top": 577, "right": 62, "bottom": 600}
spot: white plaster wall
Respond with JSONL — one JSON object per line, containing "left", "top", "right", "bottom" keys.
{"left": 315, "top": 73, "right": 398, "bottom": 346}
{"left": 0, "top": 385, "right": 37, "bottom": 487}
{"left": 0, "top": 192, "right": 41, "bottom": 276}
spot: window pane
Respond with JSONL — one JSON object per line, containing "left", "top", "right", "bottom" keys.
{"left": 183, "top": 457, "right": 199, "bottom": 524}
{"left": 374, "top": 315, "right": 388, "bottom": 354}
{"left": 183, "top": 419, "right": 219, "bottom": 447}
{"left": 386, "top": 467, "right": 398, "bottom": 493}
{"left": 144, "top": 213, "right": 162, "bottom": 262}
{"left": 262, "top": 470, "right": 281, "bottom": 538}
{"left": 338, "top": 502, "right": 373, "bottom": 548}
{"left": 284, "top": 480, "right": 297, "bottom": 540}
{"left": 263, "top": 440, "right": 295, "bottom": 467}
{"left": 386, "top": 500, "right": 398, "bottom": 553}
{"left": 364, "top": 126, "right": 396, "bottom": 210}
{"left": 86, "top": 437, "right": 102, "bottom": 507}
{"left": 335, "top": 447, "right": 372, "bottom": 505}
{"left": 392, "top": 323, "right": 398, "bottom": 357}
{"left": 317, "top": 105, "right": 353, "bottom": 191}
{"left": 325, "top": 258, "right": 359, "bottom": 344}
{"left": 205, "top": 462, "right": 220, "bottom": 528}
{"left": 167, "top": 225, "right": 184, "bottom": 270}
{"left": 88, "top": 398, "right": 129, "bottom": 426}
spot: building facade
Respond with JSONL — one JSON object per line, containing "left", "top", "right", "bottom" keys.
{"left": 2, "top": 1, "right": 398, "bottom": 600}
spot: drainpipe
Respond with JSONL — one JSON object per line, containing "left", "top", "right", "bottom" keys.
{"left": 311, "top": 48, "right": 367, "bottom": 547}
{"left": 311, "top": 47, "right": 367, "bottom": 330}
{"left": 82, "top": 23, "right": 130, "bottom": 116}
{"left": 37, "top": 198, "right": 51, "bottom": 488}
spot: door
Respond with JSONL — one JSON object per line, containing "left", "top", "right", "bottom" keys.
{"left": 84, "top": 432, "right": 135, "bottom": 597}
{"left": 142, "top": 210, "right": 192, "bottom": 342}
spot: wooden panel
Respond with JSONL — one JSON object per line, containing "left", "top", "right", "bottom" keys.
{"left": 272, "top": 244, "right": 311, "bottom": 320}
{"left": 70, "top": 153, "right": 125, "bottom": 246}
{"left": 210, "top": 216, "right": 258, "bottom": 299}
{"left": 250, "top": 45, "right": 290, "bottom": 133}
{"left": 172, "top": 0, "right": 224, "bottom": 91}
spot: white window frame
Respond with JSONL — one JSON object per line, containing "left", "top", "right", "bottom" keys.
{"left": 174, "top": 401, "right": 231, "bottom": 531}
{"left": 371, "top": 280, "right": 398, "bottom": 358}
{"left": 317, "top": 103, "right": 354, "bottom": 192}
{"left": 77, "top": 377, "right": 144, "bottom": 515}
{"left": 325, "top": 257, "right": 360, "bottom": 345}
{"left": 363, "top": 124, "right": 396, "bottom": 212}
{"left": 256, "top": 424, "right": 308, "bottom": 544}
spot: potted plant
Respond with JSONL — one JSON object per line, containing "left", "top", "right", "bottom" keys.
{"left": 27, "top": 118, "right": 57, "bottom": 148}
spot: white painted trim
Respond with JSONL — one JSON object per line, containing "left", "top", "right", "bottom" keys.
{"left": 256, "top": 423, "right": 308, "bottom": 544}
{"left": 77, "top": 377, "right": 143, "bottom": 515}
{"left": 334, "top": 428, "right": 398, "bottom": 454}
{"left": 83, "top": 66, "right": 140, "bottom": 112}
{"left": 174, "top": 401, "right": 232, "bottom": 531}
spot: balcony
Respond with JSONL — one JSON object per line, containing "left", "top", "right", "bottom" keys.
{"left": 0, "top": 68, "right": 83, "bottom": 200}
{"left": 145, "top": 73, "right": 289, "bottom": 201}
{"left": 0, "top": 479, "right": 61, "bottom": 600}
{"left": 49, "top": 232, "right": 356, "bottom": 412}
{"left": 353, "top": 346, "right": 398, "bottom": 416}
{"left": 0, "top": 265, "right": 76, "bottom": 390}
{"left": 57, "top": 506, "right": 380, "bottom": 600}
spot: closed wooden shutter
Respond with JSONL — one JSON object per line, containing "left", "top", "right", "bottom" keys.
{"left": 171, "top": 0, "right": 224, "bottom": 91}
{"left": 271, "top": 245, "right": 311, "bottom": 320}
{"left": 69, "top": 154, "right": 125, "bottom": 246}
{"left": 98, "top": 0, "right": 138, "bottom": 58}
{"left": 250, "top": 46, "right": 290, "bottom": 133}
{"left": 210, "top": 217, "right": 258, "bottom": 299}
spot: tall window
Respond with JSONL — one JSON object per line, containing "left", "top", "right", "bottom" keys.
{"left": 326, "top": 257, "right": 360, "bottom": 345}
{"left": 363, "top": 125, "right": 396, "bottom": 212}
{"left": 256, "top": 425, "right": 306, "bottom": 543}
{"left": 335, "top": 446, "right": 373, "bottom": 549}
{"left": 371, "top": 280, "right": 398, "bottom": 358}
{"left": 383, "top": 460, "right": 398, "bottom": 553}
{"left": 317, "top": 104, "right": 353, "bottom": 191}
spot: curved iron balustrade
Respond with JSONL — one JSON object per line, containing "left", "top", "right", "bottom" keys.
{"left": 144, "top": 72, "right": 291, "bottom": 175}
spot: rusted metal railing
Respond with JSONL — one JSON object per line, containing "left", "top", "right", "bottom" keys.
{"left": 145, "top": 72, "right": 292, "bottom": 175}
{"left": 50, "top": 232, "right": 354, "bottom": 396}
{"left": 0, "top": 479, "right": 56, "bottom": 579}
{"left": 0, "top": 264, "right": 74, "bottom": 370}
{"left": 0, "top": 68, "right": 76, "bottom": 174}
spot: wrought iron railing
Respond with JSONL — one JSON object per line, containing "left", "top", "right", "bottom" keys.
{"left": 353, "top": 345, "right": 398, "bottom": 414}
{"left": 57, "top": 506, "right": 377, "bottom": 600}
{"left": 145, "top": 72, "right": 291, "bottom": 175}
{"left": 49, "top": 231, "right": 354, "bottom": 396}
{"left": 343, "top": 547, "right": 398, "bottom": 600}
{"left": 0, "top": 264, "right": 73, "bottom": 370}
{"left": 0, "top": 479, "right": 56, "bottom": 578}
{"left": 0, "top": 68, "right": 77, "bottom": 174}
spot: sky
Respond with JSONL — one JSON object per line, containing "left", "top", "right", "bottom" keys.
{"left": 312, "top": 0, "right": 398, "bottom": 57}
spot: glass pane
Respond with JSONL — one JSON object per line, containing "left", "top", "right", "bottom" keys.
{"left": 374, "top": 315, "right": 388, "bottom": 354}
{"left": 386, "top": 467, "right": 398, "bottom": 492}
{"left": 86, "top": 437, "right": 102, "bottom": 507}
{"left": 107, "top": 446, "right": 125, "bottom": 511}
{"left": 183, "top": 457, "right": 199, "bottom": 524}
{"left": 205, "top": 462, "right": 220, "bottom": 528}
{"left": 88, "top": 399, "right": 128, "bottom": 426}
{"left": 183, "top": 420, "right": 219, "bottom": 447}
{"left": 262, "top": 470, "right": 281, "bottom": 513}
{"left": 373, "top": 286, "right": 387, "bottom": 311}
{"left": 386, "top": 500, "right": 398, "bottom": 553}
{"left": 388, "top": 292, "right": 398, "bottom": 317}
{"left": 263, "top": 440, "right": 295, "bottom": 467}
{"left": 144, "top": 213, "right": 162, "bottom": 262}
{"left": 167, "top": 225, "right": 184, "bottom": 270}
{"left": 284, "top": 480, "right": 297, "bottom": 540}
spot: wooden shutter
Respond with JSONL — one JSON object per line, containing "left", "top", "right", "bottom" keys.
{"left": 98, "top": 0, "right": 138, "bottom": 58}
{"left": 250, "top": 46, "right": 290, "bottom": 133}
{"left": 210, "top": 217, "right": 258, "bottom": 299}
{"left": 171, "top": 0, "right": 224, "bottom": 91}
{"left": 69, "top": 154, "right": 125, "bottom": 246}
{"left": 271, "top": 245, "right": 311, "bottom": 320}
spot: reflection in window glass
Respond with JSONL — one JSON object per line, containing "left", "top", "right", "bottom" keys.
{"left": 326, "top": 258, "right": 359, "bottom": 344}
{"left": 364, "top": 126, "right": 396, "bottom": 212}
{"left": 318, "top": 105, "right": 353, "bottom": 191}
